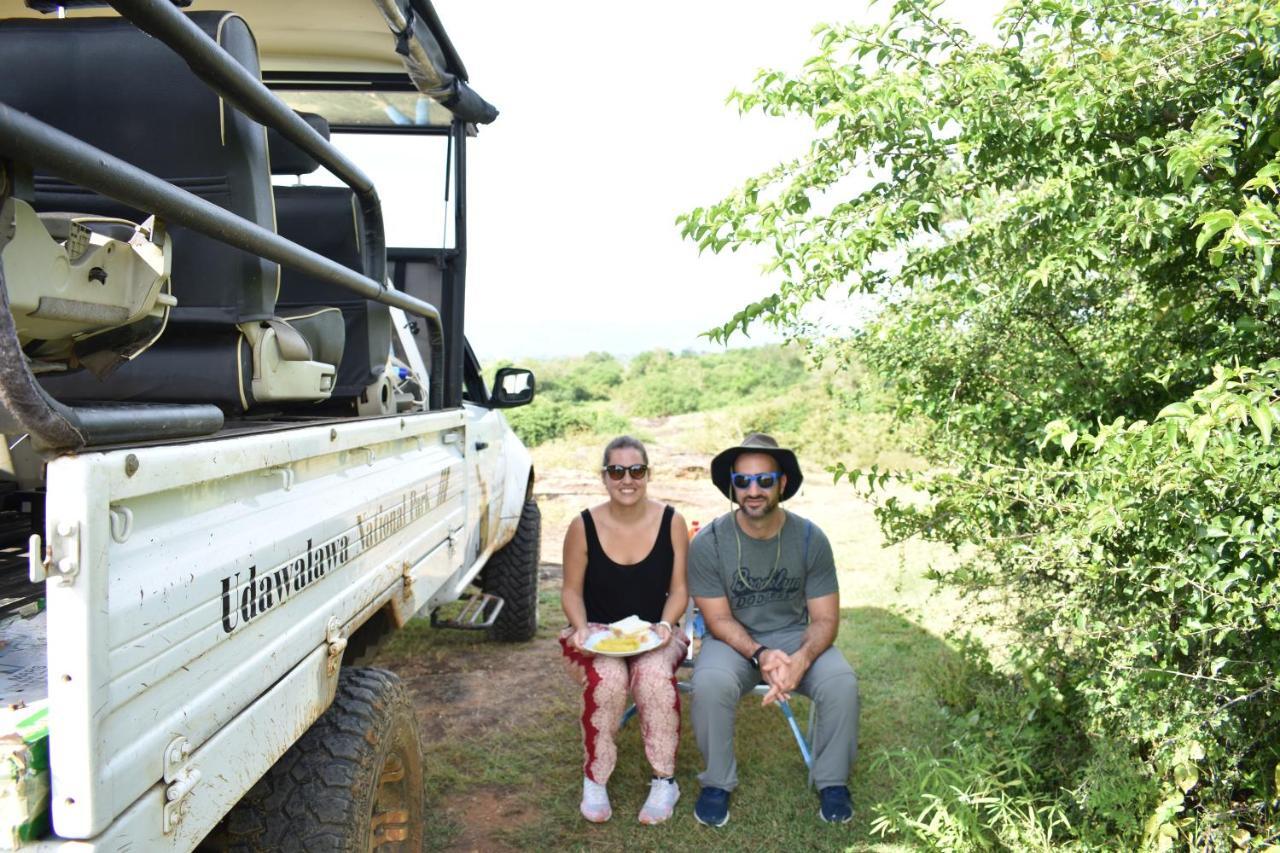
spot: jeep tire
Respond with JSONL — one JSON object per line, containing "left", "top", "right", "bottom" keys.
{"left": 483, "top": 497, "right": 540, "bottom": 642}
{"left": 223, "top": 668, "right": 424, "bottom": 852}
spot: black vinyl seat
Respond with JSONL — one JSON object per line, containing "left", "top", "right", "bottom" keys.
{"left": 0, "top": 12, "right": 276, "bottom": 325}
{"left": 270, "top": 114, "right": 392, "bottom": 401}
{"left": 0, "top": 12, "right": 344, "bottom": 411}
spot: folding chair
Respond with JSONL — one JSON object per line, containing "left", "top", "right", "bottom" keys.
{"left": 620, "top": 604, "right": 816, "bottom": 772}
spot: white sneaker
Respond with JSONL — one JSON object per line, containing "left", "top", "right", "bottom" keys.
{"left": 638, "top": 776, "right": 680, "bottom": 825}
{"left": 581, "top": 777, "right": 612, "bottom": 823}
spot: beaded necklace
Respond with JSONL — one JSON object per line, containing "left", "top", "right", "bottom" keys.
{"left": 733, "top": 510, "right": 786, "bottom": 592}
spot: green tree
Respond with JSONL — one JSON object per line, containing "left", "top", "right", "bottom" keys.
{"left": 532, "top": 352, "right": 624, "bottom": 403}
{"left": 681, "top": 0, "right": 1280, "bottom": 844}
{"left": 622, "top": 345, "right": 810, "bottom": 416}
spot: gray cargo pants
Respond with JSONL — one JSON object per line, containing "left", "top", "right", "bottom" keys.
{"left": 691, "top": 628, "right": 859, "bottom": 791}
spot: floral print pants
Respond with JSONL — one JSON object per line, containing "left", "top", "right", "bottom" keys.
{"left": 559, "top": 625, "right": 687, "bottom": 784}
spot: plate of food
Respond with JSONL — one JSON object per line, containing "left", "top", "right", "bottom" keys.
{"left": 585, "top": 616, "right": 662, "bottom": 657}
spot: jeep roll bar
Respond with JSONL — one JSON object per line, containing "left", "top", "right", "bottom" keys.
{"left": 109, "top": 0, "right": 392, "bottom": 287}
{"left": 0, "top": 0, "right": 496, "bottom": 451}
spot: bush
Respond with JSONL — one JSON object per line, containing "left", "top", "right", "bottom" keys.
{"left": 624, "top": 345, "right": 809, "bottom": 417}
{"left": 872, "top": 638, "right": 1160, "bottom": 850}
{"left": 588, "top": 409, "right": 632, "bottom": 437}
{"left": 628, "top": 373, "right": 707, "bottom": 417}
{"left": 503, "top": 398, "right": 632, "bottom": 448}
{"left": 504, "top": 399, "right": 590, "bottom": 447}
{"left": 680, "top": 0, "right": 1280, "bottom": 844}
{"left": 536, "top": 352, "right": 624, "bottom": 404}
{"left": 867, "top": 365, "right": 1280, "bottom": 845}
{"left": 499, "top": 345, "right": 828, "bottom": 445}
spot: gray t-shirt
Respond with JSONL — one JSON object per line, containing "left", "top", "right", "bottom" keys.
{"left": 688, "top": 510, "right": 838, "bottom": 637}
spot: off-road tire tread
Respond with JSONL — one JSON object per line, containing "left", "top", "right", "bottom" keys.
{"left": 483, "top": 498, "right": 540, "bottom": 642}
{"left": 223, "top": 667, "right": 423, "bottom": 852}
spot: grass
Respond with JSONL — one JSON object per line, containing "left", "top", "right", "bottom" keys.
{"left": 386, "top": 589, "right": 968, "bottom": 851}
{"left": 373, "top": 382, "right": 986, "bottom": 850}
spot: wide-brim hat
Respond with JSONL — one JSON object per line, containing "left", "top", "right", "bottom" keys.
{"left": 710, "top": 432, "right": 803, "bottom": 502}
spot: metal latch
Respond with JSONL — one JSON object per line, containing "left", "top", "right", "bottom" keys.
{"left": 109, "top": 507, "right": 133, "bottom": 543}
{"left": 162, "top": 736, "right": 201, "bottom": 834}
{"left": 28, "top": 521, "right": 81, "bottom": 585}
{"left": 325, "top": 616, "right": 347, "bottom": 675}
{"left": 401, "top": 560, "right": 414, "bottom": 599}
{"left": 263, "top": 465, "right": 295, "bottom": 491}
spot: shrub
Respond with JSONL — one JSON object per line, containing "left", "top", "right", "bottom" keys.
{"left": 624, "top": 345, "right": 809, "bottom": 417}
{"left": 872, "top": 639, "right": 1159, "bottom": 850}
{"left": 680, "top": 0, "right": 1280, "bottom": 844}
{"left": 527, "top": 352, "right": 624, "bottom": 404}
{"left": 503, "top": 398, "right": 632, "bottom": 448}
{"left": 503, "top": 399, "right": 590, "bottom": 447}
{"left": 864, "top": 365, "right": 1280, "bottom": 844}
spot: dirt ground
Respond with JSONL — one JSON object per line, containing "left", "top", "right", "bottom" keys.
{"left": 374, "top": 418, "right": 958, "bottom": 851}
{"left": 373, "top": 583, "right": 560, "bottom": 851}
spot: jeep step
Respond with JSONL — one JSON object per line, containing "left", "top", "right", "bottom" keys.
{"left": 429, "top": 592, "right": 505, "bottom": 630}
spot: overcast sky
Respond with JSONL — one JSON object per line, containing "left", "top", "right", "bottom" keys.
{"left": 413, "top": 2, "right": 1000, "bottom": 363}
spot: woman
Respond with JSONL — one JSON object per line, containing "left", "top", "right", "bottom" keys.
{"left": 560, "top": 435, "right": 689, "bottom": 825}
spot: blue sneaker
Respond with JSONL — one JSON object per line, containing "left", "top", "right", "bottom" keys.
{"left": 694, "top": 786, "right": 730, "bottom": 827}
{"left": 819, "top": 785, "right": 853, "bottom": 823}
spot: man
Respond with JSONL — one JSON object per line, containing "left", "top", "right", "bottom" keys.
{"left": 688, "top": 433, "right": 859, "bottom": 826}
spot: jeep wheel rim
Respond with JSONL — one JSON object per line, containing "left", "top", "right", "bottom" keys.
{"left": 369, "top": 752, "right": 412, "bottom": 850}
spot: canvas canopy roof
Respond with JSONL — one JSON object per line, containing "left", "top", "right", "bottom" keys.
{"left": 0, "top": 0, "right": 497, "bottom": 129}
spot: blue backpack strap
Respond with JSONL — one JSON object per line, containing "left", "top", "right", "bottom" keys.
{"left": 799, "top": 518, "right": 816, "bottom": 626}
{"left": 710, "top": 516, "right": 727, "bottom": 594}
{"left": 804, "top": 519, "right": 813, "bottom": 569}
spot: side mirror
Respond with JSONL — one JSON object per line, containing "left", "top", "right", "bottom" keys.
{"left": 491, "top": 367, "right": 535, "bottom": 408}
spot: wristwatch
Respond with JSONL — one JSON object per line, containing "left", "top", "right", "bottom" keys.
{"left": 749, "top": 645, "right": 768, "bottom": 668}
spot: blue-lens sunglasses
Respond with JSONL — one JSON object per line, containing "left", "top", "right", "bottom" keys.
{"left": 730, "top": 471, "right": 781, "bottom": 490}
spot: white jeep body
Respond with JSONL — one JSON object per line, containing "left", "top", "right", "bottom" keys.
{"left": 0, "top": 0, "right": 535, "bottom": 848}
{"left": 23, "top": 406, "right": 528, "bottom": 849}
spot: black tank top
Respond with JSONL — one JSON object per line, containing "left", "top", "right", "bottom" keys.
{"left": 581, "top": 505, "right": 674, "bottom": 624}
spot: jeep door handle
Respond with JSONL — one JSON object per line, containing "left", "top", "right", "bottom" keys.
{"left": 474, "top": 441, "right": 489, "bottom": 451}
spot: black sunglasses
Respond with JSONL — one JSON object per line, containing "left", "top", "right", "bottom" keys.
{"left": 731, "top": 471, "right": 780, "bottom": 490}
{"left": 603, "top": 464, "right": 649, "bottom": 481}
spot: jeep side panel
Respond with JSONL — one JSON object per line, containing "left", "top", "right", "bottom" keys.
{"left": 43, "top": 411, "right": 466, "bottom": 839}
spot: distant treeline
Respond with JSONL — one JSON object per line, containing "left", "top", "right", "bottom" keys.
{"left": 492, "top": 346, "right": 895, "bottom": 459}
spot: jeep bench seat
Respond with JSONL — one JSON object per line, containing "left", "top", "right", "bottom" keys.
{"left": 269, "top": 114, "right": 392, "bottom": 401}
{"left": 0, "top": 12, "right": 344, "bottom": 412}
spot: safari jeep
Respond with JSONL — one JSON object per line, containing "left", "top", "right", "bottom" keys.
{"left": 0, "top": 1, "right": 539, "bottom": 849}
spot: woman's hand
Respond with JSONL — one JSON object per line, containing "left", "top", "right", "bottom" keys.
{"left": 571, "top": 625, "right": 595, "bottom": 655}
{"left": 654, "top": 621, "right": 673, "bottom": 646}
